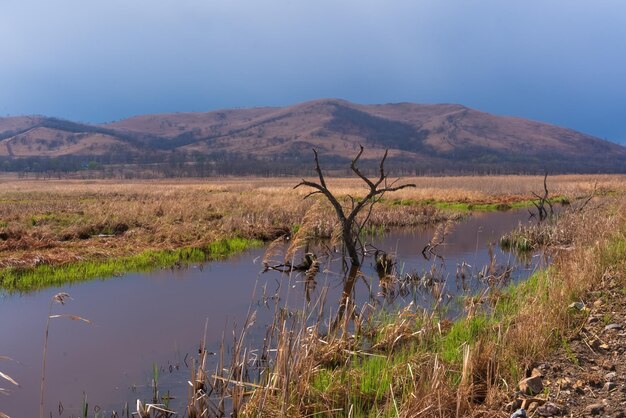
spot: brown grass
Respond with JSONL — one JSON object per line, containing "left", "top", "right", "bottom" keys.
{"left": 0, "top": 174, "right": 623, "bottom": 273}
{"left": 212, "top": 193, "right": 626, "bottom": 417}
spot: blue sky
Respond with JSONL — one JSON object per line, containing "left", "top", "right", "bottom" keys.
{"left": 1, "top": 0, "right": 625, "bottom": 143}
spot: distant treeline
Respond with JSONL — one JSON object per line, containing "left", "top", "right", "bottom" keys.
{"left": 1, "top": 150, "right": 624, "bottom": 179}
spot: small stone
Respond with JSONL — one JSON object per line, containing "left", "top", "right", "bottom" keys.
{"left": 603, "top": 381, "right": 617, "bottom": 392}
{"left": 604, "top": 323, "right": 623, "bottom": 331}
{"left": 599, "top": 343, "right": 610, "bottom": 350}
{"left": 531, "top": 367, "right": 544, "bottom": 377}
{"left": 601, "top": 360, "right": 616, "bottom": 371}
{"left": 585, "top": 403, "right": 605, "bottom": 415}
{"left": 604, "top": 371, "right": 617, "bottom": 381}
{"left": 510, "top": 408, "right": 527, "bottom": 418}
{"left": 593, "top": 299, "right": 603, "bottom": 307}
{"left": 569, "top": 301, "right": 586, "bottom": 310}
{"left": 536, "top": 402, "right": 563, "bottom": 416}
{"left": 518, "top": 375, "right": 544, "bottom": 395}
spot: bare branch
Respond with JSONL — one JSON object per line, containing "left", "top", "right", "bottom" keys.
{"left": 296, "top": 146, "right": 415, "bottom": 269}
{"left": 350, "top": 145, "right": 376, "bottom": 190}
{"left": 295, "top": 177, "right": 347, "bottom": 222}
{"left": 576, "top": 181, "right": 598, "bottom": 213}
{"left": 303, "top": 190, "right": 323, "bottom": 199}
{"left": 374, "top": 149, "right": 389, "bottom": 188}
{"left": 531, "top": 191, "right": 543, "bottom": 200}
{"left": 312, "top": 149, "right": 327, "bottom": 189}
{"left": 347, "top": 194, "right": 356, "bottom": 211}
{"left": 379, "top": 183, "right": 415, "bottom": 193}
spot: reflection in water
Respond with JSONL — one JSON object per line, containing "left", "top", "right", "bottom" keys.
{"left": 0, "top": 209, "right": 542, "bottom": 416}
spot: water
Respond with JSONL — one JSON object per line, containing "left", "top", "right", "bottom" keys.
{"left": 0, "top": 209, "right": 541, "bottom": 416}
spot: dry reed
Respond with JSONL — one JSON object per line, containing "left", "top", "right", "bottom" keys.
{"left": 0, "top": 175, "right": 622, "bottom": 274}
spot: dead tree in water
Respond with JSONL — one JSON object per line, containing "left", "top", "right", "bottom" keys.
{"left": 296, "top": 146, "right": 415, "bottom": 333}
{"left": 530, "top": 172, "right": 554, "bottom": 221}
{"left": 295, "top": 145, "right": 415, "bottom": 268}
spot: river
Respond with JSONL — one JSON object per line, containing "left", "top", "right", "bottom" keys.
{"left": 0, "top": 209, "right": 544, "bottom": 416}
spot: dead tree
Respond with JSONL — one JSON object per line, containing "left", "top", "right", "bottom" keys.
{"left": 530, "top": 171, "right": 554, "bottom": 221}
{"left": 295, "top": 145, "right": 416, "bottom": 268}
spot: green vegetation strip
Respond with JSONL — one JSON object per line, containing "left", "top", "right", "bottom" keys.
{"left": 388, "top": 196, "right": 569, "bottom": 212}
{"left": 311, "top": 271, "right": 548, "bottom": 412}
{"left": 307, "top": 228, "right": 626, "bottom": 416}
{"left": 0, "top": 237, "right": 262, "bottom": 292}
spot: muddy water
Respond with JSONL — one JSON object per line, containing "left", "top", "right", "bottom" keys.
{"left": 0, "top": 210, "right": 542, "bottom": 416}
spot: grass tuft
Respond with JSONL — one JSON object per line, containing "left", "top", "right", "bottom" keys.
{"left": 0, "top": 237, "right": 261, "bottom": 292}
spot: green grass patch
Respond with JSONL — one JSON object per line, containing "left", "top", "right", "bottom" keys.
{"left": 0, "top": 237, "right": 262, "bottom": 292}
{"left": 384, "top": 196, "right": 573, "bottom": 212}
{"left": 437, "top": 316, "right": 494, "bottom": 364}
{"left": 602, "top": 236, "right": 626, "bottom": 268}
{"left": 416, "top": 196, "right": 570, "bottom": 213}
{"left": 291, "top": 206, "right": 626, "bottom": 417}
{"left": 29, "top": 212, "right": 84, "bottom": 227}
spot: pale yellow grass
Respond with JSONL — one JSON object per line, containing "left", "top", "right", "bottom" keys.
{"left": 0, "top": 175, "right": 623, "bottom": 270}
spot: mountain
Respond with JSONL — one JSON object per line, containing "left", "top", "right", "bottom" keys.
{"left": 1, "top": 99, "right": 625, "bottom": 174}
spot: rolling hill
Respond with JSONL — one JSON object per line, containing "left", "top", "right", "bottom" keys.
{"left": 1, "top": 99, "right": 624, "bottom": 174}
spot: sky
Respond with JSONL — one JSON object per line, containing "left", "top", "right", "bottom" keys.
{"left": 1, "top": 0, "right": 625, "bottom": 144}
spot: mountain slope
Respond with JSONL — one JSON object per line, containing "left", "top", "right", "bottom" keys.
{"left": 1, "top": 99, "right": 625, "bottom": 173}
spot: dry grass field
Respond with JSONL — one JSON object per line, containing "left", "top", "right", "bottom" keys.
{"left": 235, "top": 194, "right": 626, "bottom": 418}
{"left": 0, "top": 174, "right": 623, "bottom": 273}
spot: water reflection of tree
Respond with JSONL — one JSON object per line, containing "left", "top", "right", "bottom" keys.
{"left": 294, "top": 146, "right": 415, "bottom": 332}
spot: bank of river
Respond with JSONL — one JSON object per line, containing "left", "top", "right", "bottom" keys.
{"left": 0, "top": 209, "right": 543, "bottom": 416}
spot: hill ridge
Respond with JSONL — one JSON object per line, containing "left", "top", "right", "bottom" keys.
{"left": 1, "top": 99, "right": 625, "bottom": 174}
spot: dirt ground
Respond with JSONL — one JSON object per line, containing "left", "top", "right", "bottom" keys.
{"left": 500, "top": 269, "right": 626, "bottom": 417}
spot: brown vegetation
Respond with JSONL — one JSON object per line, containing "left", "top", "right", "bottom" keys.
{"left": 195, "top": 194, "right": 626, "bottom": 417}
{"left": 0, "top": 175, "right": 623, "bottom": 273}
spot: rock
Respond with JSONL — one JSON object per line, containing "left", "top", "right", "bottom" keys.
{"left": 536, "top": 402, "right": 563, "bottom": 416}
{"left": 569, "top": 301, "right": 586, "bottom": 310}
{"left": 604, "top": 323, "right": 623, "bottom": 331}
{"left": 585, "top": 403, "right": 605, "bottom": 415}
{"left": 510, "top": 408, "right": 527, "bottom": 418}
{"left": 604, "top": 371, "right": 617, "bottom": 381}
{"left": 603, "top": 381, "right": 617, "bottom": 392}
{"left": 518, "top": 375, "right": 544, "bottom": 395}
{"left": 601, "top": 360, "right": 616, "bottom": 371}
{"left": 573, "top": 379, "right": 586, "bottom": 394}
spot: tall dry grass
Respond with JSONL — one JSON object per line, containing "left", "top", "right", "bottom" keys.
{"left": 0, "top": 175, "right": 622, "bottom": 273}
{"left": 179, "top": 194, "right": 626, "bottom": 417}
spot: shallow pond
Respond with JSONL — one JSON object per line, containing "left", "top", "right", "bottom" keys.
{"left": 0, "top": 209, "right": 544, "bottom": 416}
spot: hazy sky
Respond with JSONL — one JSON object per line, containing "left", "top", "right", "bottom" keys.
{"left": 1, "top": 0, "right": 625, "bottom": 143}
